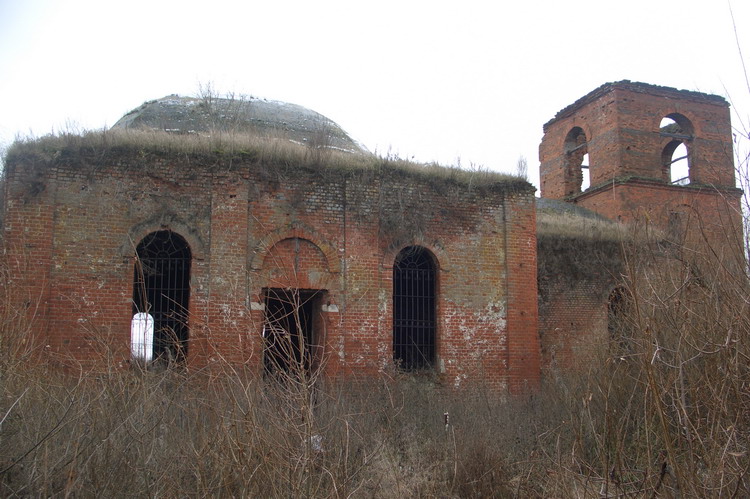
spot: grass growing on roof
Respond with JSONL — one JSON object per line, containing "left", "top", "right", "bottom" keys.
{"left": 4, "top": 128, "right": 528, "bottom": 193}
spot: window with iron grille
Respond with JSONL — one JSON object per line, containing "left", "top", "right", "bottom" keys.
{"left": 393, "top": 246, "right": 436, "bottom": 370}
{"left": 132, "top": 230, "right": 191, "bottom": 363}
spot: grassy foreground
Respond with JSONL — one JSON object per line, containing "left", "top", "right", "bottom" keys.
{"left": 1, "top": 223, "right": 749, "bottom": 498}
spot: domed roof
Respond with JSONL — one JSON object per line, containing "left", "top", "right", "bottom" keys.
{"left": 112, "top": 94, "right": 366, "bottom": 154}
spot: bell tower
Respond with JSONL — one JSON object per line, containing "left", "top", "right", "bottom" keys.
{"left": 539, "top": 81, "right": 742, "bottom": 256}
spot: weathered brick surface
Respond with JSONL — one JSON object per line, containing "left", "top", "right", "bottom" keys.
{"left": 7, "top": 80, "right": 738, "bottom": 390}
{"left": 3, "top": 151, "right": 538, "bottom": 389}
{"left": 536, "top": 81, "right": 743, "bottom": 373}
{"left": 576, "top": 181, "right": 743, "bottom": 259}
{"left": 537, "top": 237, "right": 622, "bottom": 373}
{"left": 540, "top": 81, "right": 736, "bottom": 198}
{"left": 540, "top": 81, "right": 743, "bottom": 264}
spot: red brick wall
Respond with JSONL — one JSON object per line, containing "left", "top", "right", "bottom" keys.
{"left": 537, "top": 236, "right": 622, "bottom": 374}
{"left": 3, "top": 150, "right": 539, "bottom": 389}
{"left": 538, "top": 279, "right": 609, "bottom": 372}
{"left": 576, "top": 181, "right": 743, "bottom": 263}
{"left": 3, "top": 159, "right": 55, "bottom": 353}
{"left": 539, "top": 81, "right": 742, "bottom": 264}
{"left": 504, "top": 192, "right": 540, "bottom": 391}
{"left": 540, "top": 82, "right": 735, "bottom": 198}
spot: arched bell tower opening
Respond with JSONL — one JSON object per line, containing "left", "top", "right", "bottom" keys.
{"left": 539, "top": 81, "right": 740, "bottom": 251}
{"left": 660, "top": 113, "right": 694, "bottom": 185}
{"left": 564, "top": 126, "right": 589, "bottom": 194}
{"left": 132, "top": 230, "right": 192, "bottom": 364}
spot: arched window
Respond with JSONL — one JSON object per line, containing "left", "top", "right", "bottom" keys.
{"left": 393, "top": 246, "right": 436, "bottom": 370}
{"left": 132, "top": 231, "right": 191, "bottom": 363}
{"left": 660, "top": 114, "right": 694, "bottom": 185}
{"left": 564, "top": 127, "right": 589, "bottom": 194}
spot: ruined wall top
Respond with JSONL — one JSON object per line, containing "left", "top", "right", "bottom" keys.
{"left": 543, "top": 80, "right": 729, "bottom": 132}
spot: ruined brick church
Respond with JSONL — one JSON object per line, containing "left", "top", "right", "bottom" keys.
{"left": 2, "top": 81, "right": 742, "bottom": 390}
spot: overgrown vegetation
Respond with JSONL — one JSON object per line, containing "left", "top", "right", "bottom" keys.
{"left": 3, "top": 127, "right": 526, "bottom": 198}
{"left": 537, "top": 199, "right": 627, "bottom": 297}
{"left": 537, "top": 199, "right": 626, "bottom": 242}
{"left": 3, "top": 59, "right": 750, "bottom": 499}
{"left": 2, "top": 204, "right": 749, "bottom": 496}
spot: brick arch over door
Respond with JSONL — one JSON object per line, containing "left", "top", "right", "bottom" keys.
{"left": 260, "top": 237, "right": 333, "bottom": 290}
{"left": 250, "top": 226, "right": 341, "bottom": 275}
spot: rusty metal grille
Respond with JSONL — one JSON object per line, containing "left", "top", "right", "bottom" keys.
{"left": 393, "top": 246, "right": 436, "bottom": 370}
{"left": 133, "top": 231, "right": 191, "bottom": 363}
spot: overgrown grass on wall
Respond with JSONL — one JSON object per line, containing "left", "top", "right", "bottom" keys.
{"left": 3, "top": 128, "right": 528, "bottom": 196}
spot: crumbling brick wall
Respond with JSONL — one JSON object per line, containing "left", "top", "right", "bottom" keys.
{"left": 539, "top": 80, "right": 743, "bottom": 278}
{"left": 536, "top": 81, "right": 744, "bottom": 374}
{"left": 537, "top": 234, "right": 622, "bottom": 373}
{"left": 2, "top": 145, "right": 538, "bottom": 390}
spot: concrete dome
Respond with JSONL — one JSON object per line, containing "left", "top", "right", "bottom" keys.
{"left": 112, "top": 94, "right": 366, "bottom": 154}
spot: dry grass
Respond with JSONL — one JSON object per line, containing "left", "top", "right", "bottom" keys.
{"left": 537, "top": 205, "right": 626, "bottom": 242}
{"left": 3, "top": 221, "right": 748, "bottom": 497}
{"left": 3, "top": 128, "right": 526, "bottom": 194}
{"left": 1, "top": 228, "right": 749, "bottom": 497}
{"left": 3, "top": 101, "right": 750, "bottom": 496}
{"left": 0, "top": 359, "right": 548, "bottom": 496}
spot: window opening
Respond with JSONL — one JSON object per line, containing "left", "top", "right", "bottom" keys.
{"left": 581, "top": 152, "right": 591, "bottom": 191}
{"left": 263, "top": 288, "right": 322, "bottom": 376}
{"left": 393, "top": 246, "right": 436, "bottom": 370}
{"left": 564, "top": 127, "right": 589, "bottom": 195}
{"left": 660, "top": 115, "right": 693, "bottom": 185}
{"left": 132, "top": 231, "right": 191, "bottom": 364}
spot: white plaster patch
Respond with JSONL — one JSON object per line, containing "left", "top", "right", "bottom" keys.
{"left": 338, "top": 337, "right": 345, "bottom": 361}
{"left": 220, "top": 303, "right": 238, "bottom": 327}
{"left": 483, "top": 301, "right": 508, "bottom": 331}
{"left": 378, "top": 289, "right": 389, "bottom": 314}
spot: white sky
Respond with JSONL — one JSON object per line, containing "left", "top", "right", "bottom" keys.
{"left": 1, "top": 0, "right": 749, "bottom": 192}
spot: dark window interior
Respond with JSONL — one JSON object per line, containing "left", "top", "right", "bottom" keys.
{"left": 393, "top": 246, "right": 436, "bottom": 370}
{"left": 133, "top": 230, "right": 191, "bottom": 363}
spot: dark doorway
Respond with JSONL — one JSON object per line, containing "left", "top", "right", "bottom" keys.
{"left": 393, "top": 246, "right": 436, "bottom": 370}
{"left": 132, "top": 230, "right": 191, "bottom": 363}
{"left": 263, "top": 288, "right": 322, "bottom": 376}
{"left": 608, "top": 286, "right": 632, "bottom": 357}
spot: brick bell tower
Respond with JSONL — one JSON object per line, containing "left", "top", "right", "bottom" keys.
{"left": 539, "top": 80, "right": 743, "bottom": 259}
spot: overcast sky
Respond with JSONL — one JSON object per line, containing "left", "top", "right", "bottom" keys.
{"left": 1, "top": 0, "right": 749, "bottom": 191}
